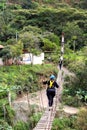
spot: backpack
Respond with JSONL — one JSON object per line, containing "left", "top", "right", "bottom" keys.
{"left": 49, "top": 80, "right": 54, "bottom": 88}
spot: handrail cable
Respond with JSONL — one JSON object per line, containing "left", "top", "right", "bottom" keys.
{"left": 47, "top": 39, "right": 64, "bottom": 128}
{"left": 33, "top": 33, "right": 65, "bottom": 130}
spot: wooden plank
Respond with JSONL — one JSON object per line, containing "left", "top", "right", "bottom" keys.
{"left": 33, "top": 106, "right": 56, "bottom": 130}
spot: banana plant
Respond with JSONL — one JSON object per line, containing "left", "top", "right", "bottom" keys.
{"left": 0, "top": 84, "right": 21, "bottom": 106}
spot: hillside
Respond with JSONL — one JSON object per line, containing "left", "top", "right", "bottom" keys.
{"left": 0, "top": 0, "right": 87, "bottom": 130}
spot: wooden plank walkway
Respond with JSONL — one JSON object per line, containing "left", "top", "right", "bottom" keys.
{"left": 33, "top": 98, "right": 56, "bottom": 130}
{"left": 33, "top": 69, "right": 62, "bottom": 130}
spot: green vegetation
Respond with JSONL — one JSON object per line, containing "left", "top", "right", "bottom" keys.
{"left": 0, "top": 64, "right": 58, "bottom": 94}
{"left": 0, "top": 64, "right": 58, "bottom": 129}
{"left": 0, "top": 0, "right": 87, "bottom": 129}
{"left": 52, "top": 107, "right": 87, "bottom": 130}
{"left": 62, "top": 49, "right": 87, "bottom": 107}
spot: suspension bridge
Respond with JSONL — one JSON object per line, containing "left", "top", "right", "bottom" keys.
{"left": 33, "top": 68, "right": 63, "bottom": 130}
{"left": 33, "top": 33, "right": 64, "bottom": 130}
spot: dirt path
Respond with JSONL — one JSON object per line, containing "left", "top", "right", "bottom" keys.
{"left": 12, "top": 66, "right": 79, "bottom": 122}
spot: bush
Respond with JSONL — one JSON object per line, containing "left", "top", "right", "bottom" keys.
{"left": 5, "top": 106, "right": 15, "bottom": 125}
{"left": 62, "top": 59, "right": 87, "bottom": 107}
{"left": 28, "top": 112, "right": 42, "bottom": 129}
{"left": 0, "top": 119, "right": 13, "bottom": 130}
{"left": 52, "top": 116, "right": 74, "bottom": 130}
{"left": 14, "top": 121, "right": 29, "bottom": 130}
{"left": 74, "top": 107, "right": 87, "bottom": 130}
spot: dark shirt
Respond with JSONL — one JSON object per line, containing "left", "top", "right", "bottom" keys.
{"left": 43, "top": 80, "right": 59, "bottom": 90}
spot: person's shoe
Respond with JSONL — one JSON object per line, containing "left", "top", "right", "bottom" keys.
{"left": 49, "top": 107, "right": 52, "bottom": 111}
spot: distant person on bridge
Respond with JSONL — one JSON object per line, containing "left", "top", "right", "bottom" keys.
{"left": 43, "top": 75, "right": 59, "bottom": 111}
{"left": 59, "top": 55, "right": 63, "bottom": 70}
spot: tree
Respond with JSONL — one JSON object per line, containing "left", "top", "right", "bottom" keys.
{"left": 10, "top": 40, "right": 23, "bottom": 64}
{"left": 0, "top": 46, "right": 12, "bottom": 65}
{"left": 41, "top": 38, "right": 58, "bottom": 51}
{"left": 63, "top": 22, "right": 84, "bottom": 50}
{"left": 19, "top": 31, "right": 41, "bottom": 52}
{"left": 79, "top": 0, "right": 87, "bottom": 9}
{"left": 8, "top": 0, "right": 32, "bottom": 9}
{"left": 10, "top": 40, "right": 23, "bottom": 58}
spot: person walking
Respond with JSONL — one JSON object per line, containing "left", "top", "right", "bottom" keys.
{"left": 59, "top": 55, "right": 63, "bottom": 70}
{"left": 43, "top": 75, "right": 59, "bottom": 110}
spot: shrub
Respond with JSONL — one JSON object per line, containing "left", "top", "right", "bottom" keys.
{"left": 52, "top": 116, "right": 74, "bottom": 130}
{"left": 14, "top": 121, "right": 29, "bottom": 130}
{"left": 74, "top": 107, "right": 87, "bottom": 130}
{"left": 0, "top": 119, "right": 13, "bottom": 130}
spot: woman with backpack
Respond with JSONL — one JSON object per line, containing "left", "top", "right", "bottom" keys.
{"left": 43, "top": 75, "right": 59, "bottom": 110}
